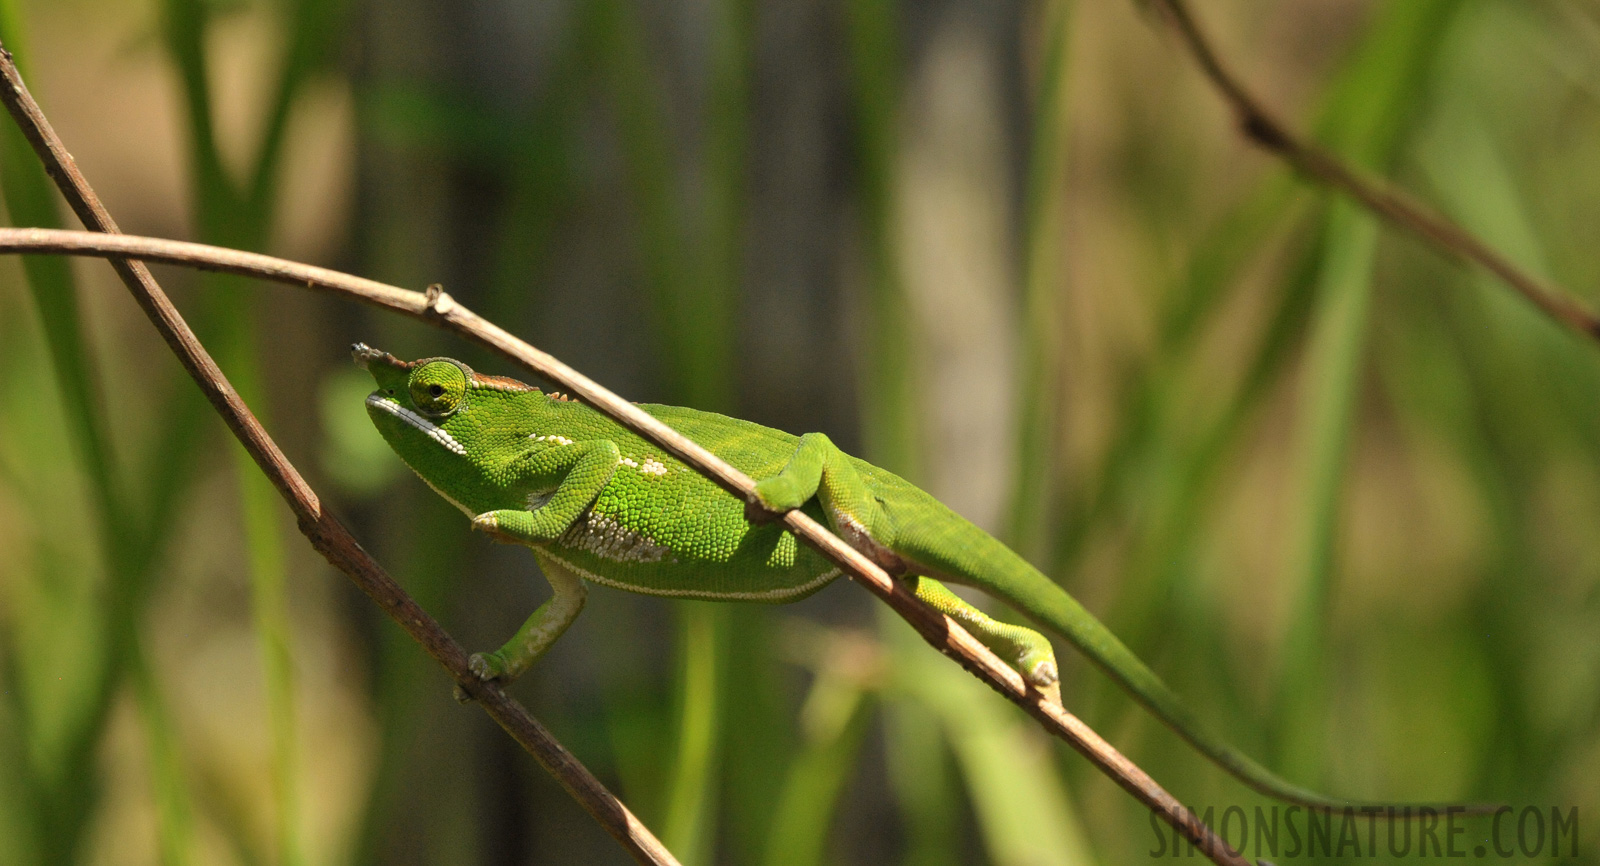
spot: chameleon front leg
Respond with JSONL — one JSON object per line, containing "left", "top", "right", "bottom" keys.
{"left": 469, "top": 440, "right": 620, "bottom": 682}
{"left": 472, "top": 440, "right": 622, "bottom": 544}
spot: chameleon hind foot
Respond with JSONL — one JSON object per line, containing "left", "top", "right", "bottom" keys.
{"left": 453, "top": 554, "right": 588, "bottom": 698}
{"left": 912, "top": 575, "right": 1064, "bottom": 705}
{"left": 1023, "top": 654, "right": 1062, "bottom": 707}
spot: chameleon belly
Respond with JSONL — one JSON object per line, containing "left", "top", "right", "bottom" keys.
{"left": 535, "top": 462, "right": 841, "bottom": 602}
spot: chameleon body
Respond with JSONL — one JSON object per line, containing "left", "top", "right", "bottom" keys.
{"left": 355, "top": 344, "right": 1370, "bottom": 808}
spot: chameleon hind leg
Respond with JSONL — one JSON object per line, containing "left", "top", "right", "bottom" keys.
{"left": 756, "top": 433, "right": 1060, "bottom": 701}
{"left": 468, "top": 553, "right": 588, "bottom": 684}
{"left": 912, "top": 576, "right": 1061, "bottom": 704}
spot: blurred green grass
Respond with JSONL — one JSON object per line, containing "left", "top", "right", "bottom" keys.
{"left": 2, "top": 0, "right": 1600, "bottom": 864}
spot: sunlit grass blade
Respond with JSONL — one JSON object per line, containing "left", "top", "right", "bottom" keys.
{"left": 843, "top": 0, "right": 915, "bottom": 475}
{"left": 245, "top": 0, "right": 349, "bottom": 213}
{"left": 1270, "top": 0, "right": 1468, "bottom": 780}
{"left": 131, "top": 643, "right": 197, "bottom": 866}
{"left": 721, "top": 607, "right": 793, "bottom": 865}
{"left": 1272, "top": 199, "right": 1377, "bottom": 778}
{"left": 1047, "top": 173, "right": 1307, "bottom": 581}
{"left": 1410, "top": 75, "right": 1600, "bottom": 800}
{"left": 905, "top": 642, "right": 1097, "bottom": 866}
{"left": 589, "top": 0, "right": 735, "bottom": 411}
{"left": 662, "top": 603, "right": 725, "bottom": 863}
{"left": 588, "top": 0, "right": 750, "bottom": 858}
{"left": 238, "top": 446, "right": 304, "bottom": 866}
{"left": 1061, "top": 0, "right": 1465, "bottom": 774}
{"left": 1372, "top": 284, "right": 1539, "bottom": 802}
{"left": 350, "top": 490, "right": 467, "bottom": 865}
{"left": 1061, "top": 0, "right": 1466, "bottom": 591}
{"left": 1006, "top": 0, "right": 1074, "bottom": 560}
{"left": 160, "top": 0, "right": 348, "bottom": 859}
{"left": 762, "top": 626, "right": 877, "bottom": 866}
{"left": 0, "top": 7, "right": 211, "bottom": 863}
{"left": 881, "top": 688, "right": 960, "bottom": 866}
{"left": 1069, "top": 222, "right": 1323, "bottom": 762}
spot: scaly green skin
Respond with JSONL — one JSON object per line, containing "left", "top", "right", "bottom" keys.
{"left": 355, "top": 344, "right": 1402, "bottom": 810}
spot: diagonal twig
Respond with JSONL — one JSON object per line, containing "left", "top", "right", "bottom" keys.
{"left": 0, "top": 222, "right": 1258, "bottom": 866}
{"left": 1149, "top": 0, "right": 1600, "bottom": 341}
{"left": 0, "top": 47, "right": 682, "bottom": 866}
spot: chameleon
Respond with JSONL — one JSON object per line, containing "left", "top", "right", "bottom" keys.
{"left": 354, "top": 342, "right": 1430, "bottom": 810}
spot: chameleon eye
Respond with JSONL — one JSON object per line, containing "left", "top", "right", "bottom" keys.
{"left": 408, "top": 361, "right": 467, "bottom": 417}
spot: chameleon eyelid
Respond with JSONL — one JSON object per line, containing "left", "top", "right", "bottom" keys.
{"left": 409, "top": 360, "right": 470, "bottom": 418}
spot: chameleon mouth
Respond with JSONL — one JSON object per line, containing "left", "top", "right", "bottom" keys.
{"left": 366, "top": 393, "right": 467, "bottom": 456}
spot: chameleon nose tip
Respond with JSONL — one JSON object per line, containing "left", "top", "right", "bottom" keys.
{"left": 351, "top": 342, "right": 377, "bottom": 369}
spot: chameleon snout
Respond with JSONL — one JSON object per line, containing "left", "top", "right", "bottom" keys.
{"left": 351, "top": 342, "right": 410, "bottom": 373}
{"left": 351, "top": 342, "right": 384, "bottom": 370}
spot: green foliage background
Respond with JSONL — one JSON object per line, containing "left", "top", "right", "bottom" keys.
{"left": 0, "top": 0, "right": 1597, "bottom": 863}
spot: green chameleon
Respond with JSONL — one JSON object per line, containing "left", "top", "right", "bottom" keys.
{"left": 354, "top": 343, "right": 1409, "bottom": 809}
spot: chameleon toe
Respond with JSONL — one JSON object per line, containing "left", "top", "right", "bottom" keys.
{"left": 469, "top": 651, "right": 506, "bottom": 681}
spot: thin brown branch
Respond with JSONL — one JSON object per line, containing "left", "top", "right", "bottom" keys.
{"left": 0, "top": 48, "right": 681, "bottom": 866}
{"left": 0, "top": 230, "right": 1253, "bottom": 866}
{"left": 1150, "top": 0, "right": 1600, "bottom": 342}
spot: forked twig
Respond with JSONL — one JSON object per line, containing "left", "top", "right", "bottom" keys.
{"left": 1150, "top": 0, "right": 1600, "bottom": 341}
{"left": 0, "top": 224, "right": 1255, "bottom": 866}
{"left": 0, "top": 47, "right": 681, "bottom": 866}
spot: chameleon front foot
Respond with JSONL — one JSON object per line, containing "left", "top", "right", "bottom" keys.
{"left": 453, "top": 555, "right": 588, "bottom": 703}
{"left": 471, "top": 511, "right": 525, "bottom": 545}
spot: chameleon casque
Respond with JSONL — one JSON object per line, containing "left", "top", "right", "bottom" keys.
{"left": 355, "top": 342, "right": 1413, "bottom": 809}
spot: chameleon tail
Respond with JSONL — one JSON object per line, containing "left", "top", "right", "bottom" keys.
{"left": 952, "top": 535, "right": 1498, "bottom": 814}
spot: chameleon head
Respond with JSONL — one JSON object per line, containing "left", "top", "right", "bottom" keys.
{"left": 352, "top": 343, "right": 474, "bottom": 461}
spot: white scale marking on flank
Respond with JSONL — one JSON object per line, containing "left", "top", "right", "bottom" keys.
{"left": 530, "top": 433, "right": 574, "bottom": 446}
{"left": 557, "top": 511, "right": 673, "bottom": 563}
{"left": 367, "top": 394, "right": 466, "bottom": 455}
{"left": 618, "top": 456, "right": 668, "bottom": 477}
